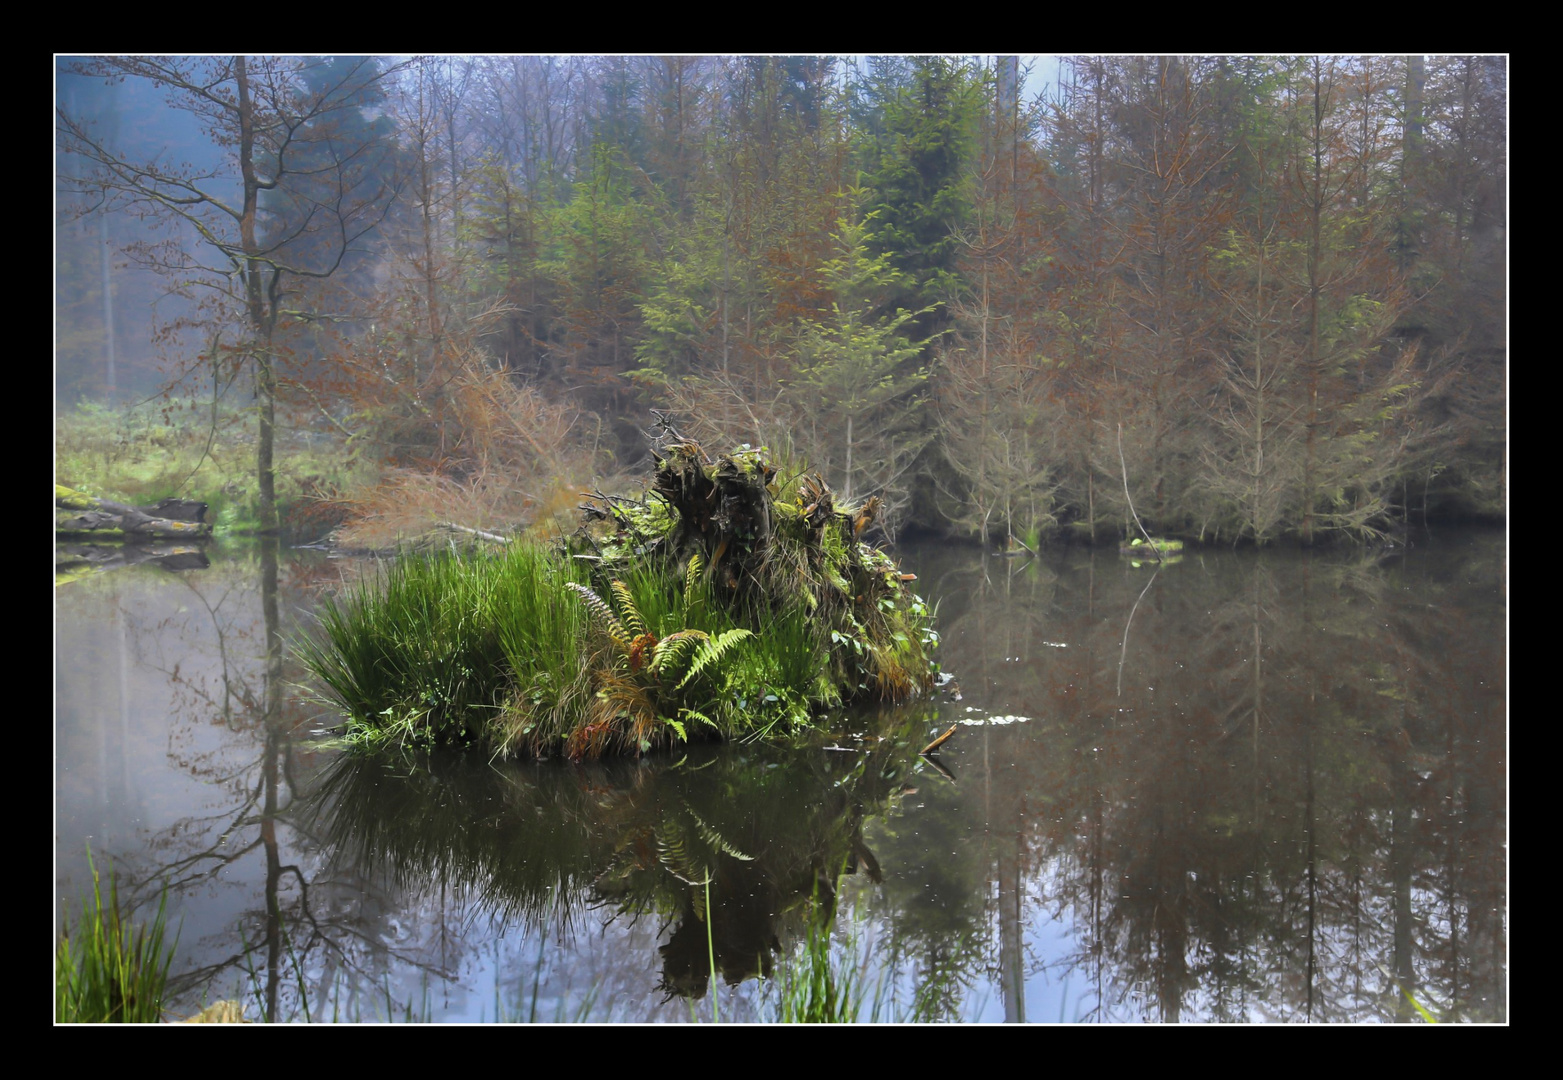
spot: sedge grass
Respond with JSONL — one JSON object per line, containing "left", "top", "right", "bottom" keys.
{"left": 56, "top": 848, "right": 177, "bottom": 1023}
{"left": 772, "top": 923, "right": 863, "bottom": 1023}
{"left": 304, "top": 538, "right": 846, "bottom": 759}
{"left": 300, "top": 543, "right": 573, "bottom": 754}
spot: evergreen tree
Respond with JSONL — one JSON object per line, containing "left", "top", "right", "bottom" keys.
{"left": 792, "top": 191, "right": 932, "bottom": 513}
{"left": 864, "top": 57, "right": 981, "bottom": 338}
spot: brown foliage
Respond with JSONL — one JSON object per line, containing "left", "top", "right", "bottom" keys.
{"left": 329, "top": 355, "right": 608, "bottom": 550}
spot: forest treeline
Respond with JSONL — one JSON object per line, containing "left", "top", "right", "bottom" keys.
{"left": 56, "top": 55, "right": 1506, "bottom": 546}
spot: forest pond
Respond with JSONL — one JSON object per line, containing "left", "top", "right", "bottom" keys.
{"left": 55, "top": 529, "right": 1507, "bottom": 1022}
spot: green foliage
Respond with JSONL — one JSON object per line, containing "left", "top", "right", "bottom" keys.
{"left": 863, "top": 57, "right": 982, "bottom": 330}
{"left": 300, "top": 541, "right": 591, "bottom": 755}
{"left": 303, "top": 537, "right": 813, "bottom": 759}
{"left": 677, "top": 628, "right": 755, "bottom": 689}
{"left": 56, "top": 848, "right": 177, "bottom": 1024}
{"left": 634, "top": 194, "right": 729, "bottom": 383}
{"left": 54, "top": 397, "right": 369, "bottom": 535}
{"left": 773, "top": 922, "right": 864, "bottom": 1023}
{"left": 563, "top": 557, "right": 766, "bottom": 753}
{"left": 570, "top": 580, "right": 631, "bottom": 647}
{"left": 791, "top": 193, "right": 935, "bottom": 504}
{"left": 539, "top": 145, "right": 658, "bottom": 397}
{"left": 846, "top": 56, "right": 915, "bottom": 168}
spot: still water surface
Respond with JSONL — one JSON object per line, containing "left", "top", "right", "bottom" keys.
{"left": 55, "top": 530, "right": 1507, "bottom": 1022}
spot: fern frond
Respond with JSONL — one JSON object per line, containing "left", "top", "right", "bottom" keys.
{"left": 567, "top": 582, "right": 629, "bottom": 649}
{"left": 593, "top": 671, "right": 656, "bottom": 725}
{"left": 610, "top": 580, "right": 648, "bottom": 637}
{"left": 655, "top": 820, "right": 711, "bottom": 886}
{"left": 655, "top": 820, "right": 688, "bottom": 867}
{"left": 651, "top": 629, "right": 711, "bottom": 676}
{"left": 682, "top": 554, "right": 705, "bottom": 624}
{"left": 687, "top": 807, "right": 756, "bottom": 861}
{"left": 678, "top": 628, "right": 755, "bottom": 689}
{"left": 680, "top": 707, "right": 718, "bottom": 730}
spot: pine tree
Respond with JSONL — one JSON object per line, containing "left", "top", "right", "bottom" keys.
{"left": 792, "top": 191, "right": 932, "bottom": 513}
{"left": 864, "top": 57, "right": 981, "bottom": 339}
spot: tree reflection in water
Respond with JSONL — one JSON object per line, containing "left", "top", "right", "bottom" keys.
{"left": 57, "top": 541, "right": 457, "bottom": 1022}
{"left": 303, "top": 718, "right": 930, "bottom": 1008}
{"left": 881, "top": 530, "right": 1506, "bottom": 1022}
{"left": 55, "top": 529, "right": 1505, "bottom": 1021}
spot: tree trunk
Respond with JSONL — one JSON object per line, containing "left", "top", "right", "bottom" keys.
{"left": 234, "top": 55, "right": 280, "bottom": 536}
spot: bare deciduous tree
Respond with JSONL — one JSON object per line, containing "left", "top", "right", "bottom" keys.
{"left": 58, "top": 55, "right": 404, "bottom": 531}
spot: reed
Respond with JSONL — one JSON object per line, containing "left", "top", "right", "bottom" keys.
{"left": 301, "top": 543, "right": 573, "bottom": 753}
{"left": 56, "top": 848, "right": 177, "bottom": 1023}
{"left": 773, "top": 924, "right": 863, "bottom": 1023}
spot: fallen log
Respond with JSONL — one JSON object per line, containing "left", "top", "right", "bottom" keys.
{"left": 55, "top": 485, "right": 211, "bottom": 540}
{"left": 437, "top": 520, "right": 512, "bottom": 544}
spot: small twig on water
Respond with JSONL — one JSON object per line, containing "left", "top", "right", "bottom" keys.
{"left": 920, "top": 724, "right": 957, "bottom": 756}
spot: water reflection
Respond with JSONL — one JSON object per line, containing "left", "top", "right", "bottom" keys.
{"left": 55, "top": 530, "right": 1505, "bottom": 1022}
{"left": 885, "top": 532, "right": 1507, "bottom": 1022}
{"left": 55, "top": 539, "right": 420, "bottom": 1022}
{"left": 306, "top": 723, "right": 928, "bottom": 1003}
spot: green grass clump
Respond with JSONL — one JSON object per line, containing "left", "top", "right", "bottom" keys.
{"left": 302, "top": 542, "right": 575, "bottom": 754}
{"left": 773, "top": 924, "right": 864, "bottom": 1023}
{"left": 303, "top": 541, "right": 833, "bottom": 759}
{"left": 56, "top": 849, "right": 177, "bottom": 1023}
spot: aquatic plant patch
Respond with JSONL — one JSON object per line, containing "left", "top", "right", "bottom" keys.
{"left": 304, "top": 436, "right": 939, "bottom": 758}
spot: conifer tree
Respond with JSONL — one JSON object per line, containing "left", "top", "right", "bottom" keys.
{"left": 792, "top": 191, "right": 932, "bottom": 515}
{"left": 864, "top": 57, "right": 981, "bottom": 339}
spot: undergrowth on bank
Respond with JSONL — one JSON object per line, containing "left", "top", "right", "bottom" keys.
{"left": 55, "top": 398, "right": 371, "bottom": 535}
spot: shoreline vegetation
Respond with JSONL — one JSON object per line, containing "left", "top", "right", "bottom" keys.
{"left": 54, "top": 393, "right": 1502, "bottom": 558}
{"left": 300, "top": 436, "right": 939, "bottom": 759}
{"left": 56, "top": 848, "right": 176, "bottom": 1024}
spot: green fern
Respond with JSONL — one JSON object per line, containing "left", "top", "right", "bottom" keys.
{"left": 687, "top": 807, "right": 755, "bottom": 861}
{"left": 678, "top": 628, "right": 755, "bottom": 689}
{"left": 679, "top": 707, "right": 718, "bottom": 730}
{"left": 682, "top": 554, "right": 705, "bottom": 624}
{"left": 651, "top": 629, "right": 711, "bottom": 677}
{"left": 611, "top": 580, "right": 649, "bottom": 637}
{"left": 655, "top": 820, "right": 711, "bottom": 886}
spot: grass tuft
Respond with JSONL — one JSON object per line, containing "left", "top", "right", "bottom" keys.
{"left": 56, "top": 847, "right": 177, "bottom": 1023}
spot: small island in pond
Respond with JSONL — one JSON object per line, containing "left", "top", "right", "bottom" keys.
{"left": 303, "top": 433, "right": 939, "bottom": 759}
